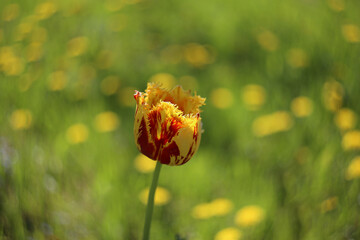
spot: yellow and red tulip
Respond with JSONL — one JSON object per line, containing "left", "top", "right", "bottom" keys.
{"left": 134, "top": 83, "right": 205, "bottom": 166}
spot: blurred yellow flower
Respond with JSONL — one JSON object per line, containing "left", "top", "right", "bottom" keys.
{"left": 192, "top": 203, "right": 213, "bottom": 219}
{"left": 149, "top": 73, "right": 177, "bottom": 89}
{"left": 67, "top": 37, "right": 89, "bottom": 57}
{"left": 94, "top": 111, "right": 120, "bottom": 132}
{"left": 345, "top": 156, "right": 360, "bottom": 180}
{"left": 26, "top": 42, "right": 43, "bottom": 62}
{"left": 108, "top": 13, "right": 127, "bottom": 32}
{"left": 118, "top": 87, "right": 136, "bottom": 107}
{"left": 134, "top": 154, "right": 156, "bottom": 173}
{"left": 256, "top": 30, "right": 279, "bottom": 52}
{"left": 334, "top": 108, "right": 357, "bottom": 131}
{"left": 252, "top": 111, "right": 293, "bottom": 137}
{"left": 342, "top": 130, "right": 360, "bottom": 150}
{"left": 101, "top": 76, "right": 120, "bottom": 95}
{"left": 322, "top": 79, "right": 343, "bottom": 112}
{"left": 2, "top": 4, "right": 20, "bottom": 22}
{"left": 10, "top": 109, "right": 33, "bottom": 130}
{"left": 139, "top": 187, "right": 171, "bottom": 206}
{"left": 161, "top": 45, "right": 183, "bottom": 64}
{"left": 179, "top": 76, "right": 198, "bottom": 91}
{"left": 242, "top": 84, "right": 266, "bottom": 111}
{"left": 327, "top": 0, "right": 345, "bottom": 12}
{"left": 320, "top": 197, "right": 338, "bottom": 213}
{"left": 96, "top": 50, "right": 114, "bottom": 69}
{"left": 235, "top": 205, "right": 265, "bottom": 227}
{"left": 286, "top": 48, "right": 308, "bottom": 68}
{"left": 215, "top": 228, "right": 242, "bottom": 240}
{"left": 48, "top": 71, "right": 68, "bottom": 91}
{"left": 291, "top": 96, "right": 313, "bottom": 118}
{"left": 192, "top": 198, "right": 233, "bottom": 219}
{"left": 35, "top": 1, "right": 57, "bottom": 20}
{"left": 0, "top": 47, "right": 24, "bottom": 76}
{"left": 210, "top": 198, "right": 234, "bottom": 216}
{"left": 66, "top": 124, "right": 89, "bottom": 144}
{"left": 211, "top": 88, "right": 234, "bottom": 109}
{"left": 184, "top": 43, "right": 212, "bottom": 68}
{"left": 342, "top": 24, "right": 360, "bottom": 43}
{"left": 14, "top": 20, "right": 35, "bottom": 41}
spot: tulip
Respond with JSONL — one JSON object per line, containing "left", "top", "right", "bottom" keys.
{"left": 134, "top": 82, "right": 205, "bottom": 240}
{"left": 134, "top": 82, "right": 205, "bottom": 166}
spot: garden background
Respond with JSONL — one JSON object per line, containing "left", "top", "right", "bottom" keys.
{"left": 1, "top": 0, "right": 360, "bottom": 239}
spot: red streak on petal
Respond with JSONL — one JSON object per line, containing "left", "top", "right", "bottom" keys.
{"left": 137, "top": 117, "right": 155, "bottom": 159}
{"left": 146, "top": 109, "right": 184, "bottom": 164}
{"left": 134, "top": 91, "right": 141, "bottom": 100}
{"left": 159, "top": 141, "right": 180, "bottom": 165}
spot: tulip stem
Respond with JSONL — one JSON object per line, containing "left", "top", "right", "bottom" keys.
{"left": 142, "top": 161, "right": 162, "bottom": 240}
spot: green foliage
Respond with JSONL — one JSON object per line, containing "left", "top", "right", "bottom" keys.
{"left": 1, "top": 0, "right": 360, "bottom": 239}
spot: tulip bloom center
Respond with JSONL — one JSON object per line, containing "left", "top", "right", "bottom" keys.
{"left": 134, "top": 83, "right": 205, "bottom": 166}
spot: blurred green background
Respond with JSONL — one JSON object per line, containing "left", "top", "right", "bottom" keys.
{"left": 1, "top": 0, "right": 360, "bottom": 239}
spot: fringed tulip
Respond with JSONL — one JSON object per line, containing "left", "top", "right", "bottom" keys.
{"left": 134, "top": 83, "right": 205, "bottom": 166}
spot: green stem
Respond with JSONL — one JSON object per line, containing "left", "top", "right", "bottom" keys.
{"left": 142, "top": 160, "right": 162, "bottom": 240}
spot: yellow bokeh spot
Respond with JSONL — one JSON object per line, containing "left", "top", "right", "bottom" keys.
{"left": 210, "top": 198, "right": 234, "bottom": 216}
{"left": 346, "top": 156, "right": 360, "bottom": 180}
{"left": 342, "top": 24, "right": 360, "bottom": 43}
{"left": 10, "top": 109, "right": 32, "bottom": 130}
{"left": 94, "top": 111, "right": 120, "bottom": 133}
{"left": 286, "top": 48, "right": 308, "bottom": 68}
{"left": 257, "top": 30, "right": 279, "bottom": 52}
{"left": 48, "top": 71, "right": 68, "bottom": 91}
{"left": 67, "top": 37, "right": 89, "bottom": 57}
{"left": 35, "top": 1, "right": 57, "bottom": 20}
{"left": 134, "top": 154, "right": 156, "bottom": 173}
{"left": 184, "top": 43, "right": 212, "bottom": 68}
{"left": 320, "top": 197, "right": 338, "bottom": 213}
{"left": 342, "top": 130, "right": 360, "bottom": 151}
{"left": 96, "top": 50, "right": 114, "bottom": 69}
{"left": 235, "top": 205, "right": 265, "bottom": 227}
{"left": 242, "top": 84, "right": 266, "bottom": 111}
{"left": 2, "top": 4, "right": 20, "bottom": 22}
{"left": 108, "top": 13, "right": 127, "bottom": 32}
{"left": 139, "top": 187, "right": 171, "bottom": 206}
{"left": 101, "top": 76, "right": 120, "bottom": 95}
{"left": 323, "top": 79, "right": 343, "bottom": 112}
{"left": 215, "top": 228, "right": 242, "bottom": 240}
{"left": 14, "top": 20, "right": 35, "bottom": 41}
{"left": 334, "top": 108, "right": 357, "bottom": 131}
{"left": 211, "top": 88, "right": 234, "bottom": 109}
{"left": 291, "top": 96, "right": 313, "bottom": 118}
{"left": 149, "top": 73, "right": 177, "bottom": 89}
{"left": 118, "top": 87, "right": 136, "bottom": 107}
{"left": 327, "top": 0, "right": 345, "bottom": 12}
{"left": 0, "top": 47, "right": 24, "bottom": 76}
{"left": 179, "top": 76, "right": 198, "bottom": 90}
{"left": 66, "top": 123, "right": 89, "bottom": 144}
{"left": 26, "top": 42, "right": 43, "bottom": 62}
{"left": 161, "top": 45, "right": 183, "bottom": 64}
{"left": 192, "top": 198, "right": 233, "bottom": 219}
{"left": 252, "top": 111, "right": 293, "bottom": 137}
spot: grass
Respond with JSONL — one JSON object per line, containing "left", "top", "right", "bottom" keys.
{"left": 1, "top": 0, "right": 360, "bottom": 239}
